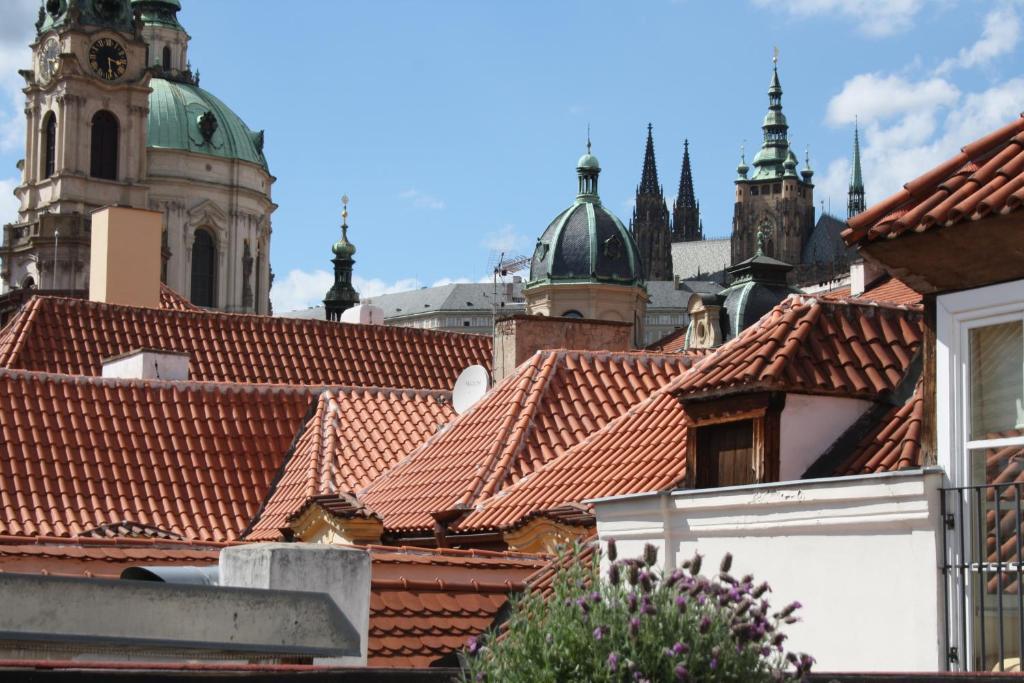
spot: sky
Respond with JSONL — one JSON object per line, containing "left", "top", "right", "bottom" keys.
{"left": 1, "top": 0, "right": 1022, "bottom": 312}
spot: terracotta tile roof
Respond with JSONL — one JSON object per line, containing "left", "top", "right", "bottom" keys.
{"left": 158, "top": 284, "right": 202, "bottom": 312}
{"left": 0, "top": 535, "right": 222, "bottom": 579}
{"left": 366, "top": 545, "right": 547, "bottom": 668}
{"left": 359, "top": 349, "right": 696, "bottom": 533}
{"left": 246, "top": 387, "right": 455, "bottom": 540}
{"left": 646, "top": 327, "right": 688, "bottom": 352}
{"left": 670, "top": 295, "right": 923, "bottom": 400}
{"left": 457, "top": 296, "right": 925, "bottom": 532}
{"left": 834, "top": 380, "right": 925, "bottom": 475}
{"left": 0, "top": 295, "right": 491, "bottom": 389}
{"left": 821, "top": 276, "right": 923, "bottom": 306}
{"left": 844, "top": 114, "right": 1024, "bottom": 244}
{"left": 0, "top": 368, "right": 319, "bottom": 542}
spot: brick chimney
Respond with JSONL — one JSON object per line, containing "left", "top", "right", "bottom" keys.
{"left": 89, "top": 206, "right": 163, "bottom": 309}
{"left": 492, "top": 314, "right": 633, "bottom": 384}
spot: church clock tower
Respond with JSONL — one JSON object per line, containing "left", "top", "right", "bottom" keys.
{"left": 730, "top": 56, "right": 814, "bottom": 270}
{"left": 2, "top": 0, "right": 150, "bottom": 291}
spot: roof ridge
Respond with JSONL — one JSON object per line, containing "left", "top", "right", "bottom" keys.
{"left": 366, "top": 544, "right": 549, "bottom": 560}
{"left": 31, "top": 294, "right": 489, "bottom": 343}
{"left": 455, "top": 351, "right": 554, "bottom": 507}
{"left": 474, "top": 350, "right": 564, "bottom": 502}
{"left": 371, "top": 577, "right": 527, "bottom": 594}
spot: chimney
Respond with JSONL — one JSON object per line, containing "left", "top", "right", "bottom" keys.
{"left": 850, "top": 258, "right": 885, "bottom": 297}
{"left": 102, "top": 348, "right": 190, "bottom": 381}
{"left": 339, "top": 303, "right": 384, "bottom": 325}
{"left": 89, "top": 206, "right": 163, "bottom": 308}
{"left": 492, "top": 314, "right": 633, "bottom": 384}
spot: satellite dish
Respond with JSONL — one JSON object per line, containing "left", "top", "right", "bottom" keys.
{"left": 452, "top": 365, "right": 490, "bottom": 414}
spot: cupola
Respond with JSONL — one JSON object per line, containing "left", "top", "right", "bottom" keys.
{"left": 324, "top": 196, "right": 361, "bottom": 322}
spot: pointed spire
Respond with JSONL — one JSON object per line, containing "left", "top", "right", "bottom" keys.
{"left": 847, "top": 118, "right": 867, "bottom": 219}
{"left": 638, "top": 123, "right": 661, "bottom": 195}
{"left": 750, "top": 50, "right": 790, "bottom": 180}
{"left": 672, "top": 138, "right": 703, "bottom": 242}
{"left": 325, "top": 194, "right": 360, "bottom": 321}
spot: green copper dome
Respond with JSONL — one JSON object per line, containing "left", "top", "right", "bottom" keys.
{"left": 528, "top": 150, "right": 644, "bottom": 288}
{"left": 147, "top": 78, "right": 268, "bottom": 169}
{"left": 332, "top": 225, "right": 356, "bottom": 257}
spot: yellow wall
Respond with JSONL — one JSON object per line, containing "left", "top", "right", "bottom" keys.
{"left": 89, "top": 206, "right": 163, "bottom": 309}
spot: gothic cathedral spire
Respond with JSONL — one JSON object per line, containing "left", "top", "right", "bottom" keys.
{"left": 629, "top": 124, "right": 673, "bottom": 281}
{"left": 847, "top": 120, "right": 866, "bottom": 219}
{"left": 672, "top": 139, "right": 703, "bottom": 242}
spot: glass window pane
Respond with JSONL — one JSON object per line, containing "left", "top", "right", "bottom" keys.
{"left": 970, "top": 321, "right": 1024, "bottom": 440}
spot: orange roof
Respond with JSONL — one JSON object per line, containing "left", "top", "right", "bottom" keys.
{"left": 646, "top": 326, "right": 689, "bottom": 353}
{"left": 457, "top": 296, "right": 924, "bottom": 532}
{"left": 0, "top": 369, "right": 319, "bottom": 541}
{"left": 0, "top": 295, "right": 491, "bottom": 390}
{"left": 821, "top": 276, "right": 922, "bottom": 306}
{"left": 366, "top": 545, "right": 547, "bottom": 668}
{"left": 844, "top": 114, "right": 1024, "bottom": 244}
{"left": 835, "top": 380, "right": 924, "bottom": 476}
{"left": 0, "top": 535, "right": 223, "bottom": 579}
{"left": 158, "top": 284, "right": 202, "bottom": 312}
{"left": 359, "top": 349, "right": 696, "bottom": 533}
{"left": 671, "top": 295, "right": 923, "bottom": 400}
{"left": 246, "top": 387, "right": 455, "bottom": 540}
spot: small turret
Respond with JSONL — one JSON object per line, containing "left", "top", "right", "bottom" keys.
{"left": 736, "top": 144, "right": 749, "bottom": 179}
{"left": 801, "top": 146, "right": 814, "bottom": 183}
{"left": 324, "top": 195, "right": 361, "bottom": 321}
{"left": 847, "top": 119, "right": 866, "bottom": 219}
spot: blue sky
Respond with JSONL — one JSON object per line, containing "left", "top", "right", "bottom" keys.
{"left": 1, "top": 0, "right": 1022, "bottom": 311}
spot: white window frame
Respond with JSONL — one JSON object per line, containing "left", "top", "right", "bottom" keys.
{"left": 937, "top": 278, "right": 1024, "bottom": 671}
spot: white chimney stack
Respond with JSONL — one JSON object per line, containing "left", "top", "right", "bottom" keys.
{"left": 102, "top": 349, "right": 190, "bottom": 381}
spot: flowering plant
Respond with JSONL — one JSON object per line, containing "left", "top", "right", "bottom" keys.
{"left": 463, "top": 541, "right": 813, "bottom": 682}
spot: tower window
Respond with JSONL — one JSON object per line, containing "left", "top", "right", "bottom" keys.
{"left": 89, "top": 110, "right": 118, "bottom": 180}
{"left": 43, "top": 112, "right": 56, "bottom": 178}
{"left": 190, "top": 229, "right": 217, "bottom": 307}
{"left": 162, "top": 46, "right": 171, "bottom": 70}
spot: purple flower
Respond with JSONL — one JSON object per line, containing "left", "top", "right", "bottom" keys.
{"left": 643, "top": 542, "right": 658, "bottom": 567}
{"left": 710, "top": 658, "right": 718, "bottom": 671}
{"left": 607, "top": 652, "right": 619, "bottom": 672}
{"left": 639, "top": 570, "right": 653, "bottom": 593}
{"left": 629, "top": 616, "right": 640, "bottom": 636}
{"left": 627, "top": 592, "right": 638, "bottom": 613}
{"left": 675, "top": 594, "right": 688, "bottom": 612}
{"left": 593, "top": 626, "right": 606, "bottom": 641}
{"left": 606, "top": 538, "right": 618, "bottom": 562}
{"left": 674, "top": 664, "right": 689, "bottom": 681}
{"left": 608, "top": 562, "right": 621, "bottom": 586}
{"left": 720, "top": 552, "right": 733, "bottom": 574}
{"left": 672, "top": 641, "right": 688, "bottom": 655}
{"left": 641, "top": 596, "right": 656, "bottom": 615}
{"left": 576, "top": 596, "right": 590, "bottom": 614}
{"left": 590, "top": 590, "right": 602, "bottom": 604}
{"left": 699, "top": 616, "right": 711, "bottom": 634}
{"left": 689, "top": 552, "right": 703, "bottom": 576}
{"left": 467, "top": 636, "right": 480, "bottom": 655}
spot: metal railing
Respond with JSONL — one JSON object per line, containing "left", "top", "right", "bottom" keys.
{"left": 942, "top": 481, "right": 1024, "bottom": 672}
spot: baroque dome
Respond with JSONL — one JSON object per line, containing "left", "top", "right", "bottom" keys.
{"left": 528, "top": 151, "right": 643, "bottom": 287}
{"left": 147, "top": 78, "right": 268, "bottom": 169}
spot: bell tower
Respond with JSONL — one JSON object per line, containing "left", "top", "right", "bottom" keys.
{"left": 2, "top": 0, "right": 151, "bottom": 291}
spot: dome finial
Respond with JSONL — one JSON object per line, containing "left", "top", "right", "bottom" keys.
{"left": 332, "top": 194, "right": 356, "bottom": 257}
{"left": 341, "top": 194, "right": 349, "bottom": 229}
{"left": 587, "top": 123, "right": 592, "bottom": 155}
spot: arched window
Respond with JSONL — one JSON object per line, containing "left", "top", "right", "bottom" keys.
{"left": 90, "top": 110, "right": 118, "bottom": 180}
{"left": 561, "top": 310, "right": 584, "bottom": 319}
{"left": 162, "top": 45, "right": 171, "bottom": 70}
{"left": 42, "top": 112, "right": 56, "bottom": 178}
{"left": 21, "top": 276, "right": 35, "bottom": 290}
{"left": 190, "top": 229, "right": 216, "bottom": 307}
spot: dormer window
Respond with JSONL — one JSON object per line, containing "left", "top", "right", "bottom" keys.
{"left": 686, "top": 393, "right": 782, "bottom": 489}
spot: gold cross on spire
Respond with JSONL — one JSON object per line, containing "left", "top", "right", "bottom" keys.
{"left": 341, "top": 194, "right": 349, "bottom": 227}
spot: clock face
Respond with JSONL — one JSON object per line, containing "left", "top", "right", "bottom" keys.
{"left": 88, "top": 38, "right": 127, "bottom": 81}
{"left": 38, "top": 37, "right": 60, "bottom": 84}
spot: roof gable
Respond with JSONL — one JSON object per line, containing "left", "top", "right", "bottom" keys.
{"left": 246, "top": 387, "right": 455, "bottom": 541}
{"left": 0, "top": 296, "right": 491, "bottom": 390}
{"left": 359, "top": 349, "right": 695, "bottom": 533}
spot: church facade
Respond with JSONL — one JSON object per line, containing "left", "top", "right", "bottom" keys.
{"left": 1, "top": 0, "right": 274, "bottom": 313}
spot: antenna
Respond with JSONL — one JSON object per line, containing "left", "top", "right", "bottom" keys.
{"left": 52, "top": 229, "right": 59, "bottom": 290}
{"left": 452, "top": 364, "right": 490, "bottom": 414}
{"left": 488, "top": 251, "right": 530, "bottom": 325}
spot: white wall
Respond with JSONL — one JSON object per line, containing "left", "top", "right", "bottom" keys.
{"left": 780, "top": 394, "right": 872, "bottom": 480}
{"left": 592, "top": 469, "right": 947, "bottom": 673}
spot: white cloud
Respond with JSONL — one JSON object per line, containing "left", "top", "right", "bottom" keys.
{"left": 0, "top": 0, "right": 36, "bottom": 154}
{"left": 399, "top": 189, "right": 446, "bottom": 210}
{"left": 936, "top": 5, "right": 1021, "bottom": 74}
{"left": 481, "top": 224, "right": 526, "bottom": 253}
{"left": 826, "top": 73, "right": 959, "bottom": 126}
{"left": 271, "top": 268, "right": 442, "bottom": 313}
{"left": 0, "top": 177, "right": 19, "bottom": 226}
{"left": 819, "top": 76, "right": 1024, "bottom": 210}
{"left": 751, "top": 0, "right": 926, "bottom": 37}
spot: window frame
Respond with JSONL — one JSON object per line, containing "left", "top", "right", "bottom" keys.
{"left": 684, "top": 392, "right": 783, "bottom": 489}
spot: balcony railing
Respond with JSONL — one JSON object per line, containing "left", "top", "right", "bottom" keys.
{"left": 942, "top": 481, "right": 1024, "bottom": 673}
